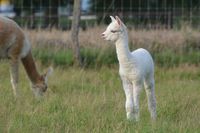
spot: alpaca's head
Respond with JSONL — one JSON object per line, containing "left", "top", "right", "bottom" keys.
{"left": 31, "top": 67, "right": 53, "bottom": 97}
{"left": 102, "top": 16, "right": 126, "bottom": 42}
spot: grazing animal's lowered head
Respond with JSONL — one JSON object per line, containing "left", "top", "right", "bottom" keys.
{"left": 31, "top": 67, "right": 53, "bottom": 97}
{"left": 101, "top": 16, "right": 127, "bottom": 42}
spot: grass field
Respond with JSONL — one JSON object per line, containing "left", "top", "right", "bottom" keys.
{"left": 0, "top": 62, "right": 200, "bottom": 133}
{"left": 1, "top": 28, "right": 200, "bottom": 132}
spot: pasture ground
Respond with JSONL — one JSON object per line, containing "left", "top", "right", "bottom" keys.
{"left": 0, "top": 62, "right": 200, "bottom": 133}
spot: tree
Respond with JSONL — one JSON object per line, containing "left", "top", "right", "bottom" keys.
{"left": 71, "top": 0, "right": 82, "bottom": 66}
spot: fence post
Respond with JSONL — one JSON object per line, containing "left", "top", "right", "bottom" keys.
{"left": 71, "top": 0, "right": 82, "bottom": 66}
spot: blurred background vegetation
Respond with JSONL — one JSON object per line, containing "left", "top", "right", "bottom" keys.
{"left": 27, "top": 28, "right": 200, "bottom": 68}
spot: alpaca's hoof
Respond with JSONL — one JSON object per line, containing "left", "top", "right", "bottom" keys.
{"left": 127, "top": 112, "right": 139, "bottom": 122}
{"left": 127, "top": 112, "right": 134, "bottom": 121}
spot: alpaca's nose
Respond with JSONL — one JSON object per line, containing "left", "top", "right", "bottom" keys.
{"left": 101, "top": 33, "right": 105, "bottom": 38}
{"left": 43, "top": 85, "right": 48, "bottom": 92}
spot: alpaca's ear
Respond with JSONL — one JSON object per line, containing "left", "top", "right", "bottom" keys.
{"left": 110, "top": 16, "right": 115, "bottom": 22}
{"left": 46, "top": 66, "right": 53, "bottom": 77}
{"left": 115, "top": 16, "right": 121, "bottom": 26}
{"left": 44, "top": 66, "right": 53, "bottom": 82}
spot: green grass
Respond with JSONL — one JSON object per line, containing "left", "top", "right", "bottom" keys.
{"left": 33, "top": 47, "right": 200, "bottom": 68}
{"left": 32, "top": 47, "right": 118, "bottom": 68}
{"left": 0, "top": 62, "right": 200, "bottom": 132}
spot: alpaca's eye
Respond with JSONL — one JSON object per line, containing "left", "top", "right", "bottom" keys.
{"left": 111, "top": 30, "right": 117, "bottom": 33}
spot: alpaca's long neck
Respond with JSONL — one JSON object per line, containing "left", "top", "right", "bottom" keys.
{"left": 21, "top": 51, "right": 41, "bottom": 84}
{"left": 115, "top": 32, "right": 132, "bottom": 66}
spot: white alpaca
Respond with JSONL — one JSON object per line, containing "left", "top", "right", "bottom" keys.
{"left": 102, "top": 16, "right": 156, "bottom": 121}
{"left": 0, "top": 16, "right": 53, "bottom": 97}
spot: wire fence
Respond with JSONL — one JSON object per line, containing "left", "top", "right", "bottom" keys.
{"left": 2, "top": 0, "right": 200, "bottom": 29}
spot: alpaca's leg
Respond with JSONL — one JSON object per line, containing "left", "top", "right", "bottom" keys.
{"left": 121, "top": 77, "right": 134, "bottom": 120}
{"left": 132, "top": 83, "right": 142, "bottom": 121}
{"left": 10, "top": 59, "right": 19, "bottom": 97}
{"left": 144, "top": 78, "right": 157, "bottom": 120}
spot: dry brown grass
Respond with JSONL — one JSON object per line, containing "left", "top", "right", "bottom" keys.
{"left": 25, "top": 27, "right": 106, "bottom": 49}
{"left": 25, "top": 27, "right": 200, "bottom": 52}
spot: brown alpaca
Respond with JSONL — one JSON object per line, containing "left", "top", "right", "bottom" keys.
{"left": 0, "top": 16, "right": 52, "bottom": 97}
